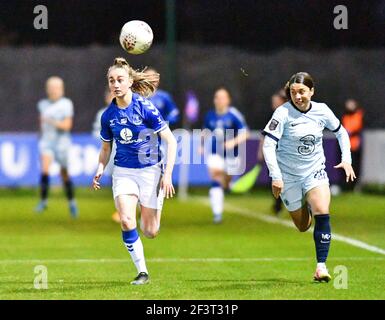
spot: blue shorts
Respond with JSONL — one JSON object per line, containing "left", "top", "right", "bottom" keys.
{"left": 280, "top": 168, "right": 330, "bottom": 212}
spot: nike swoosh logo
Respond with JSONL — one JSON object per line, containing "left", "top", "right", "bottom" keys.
{"left": 291, "top": 122, "right": 306, "bottom": 127}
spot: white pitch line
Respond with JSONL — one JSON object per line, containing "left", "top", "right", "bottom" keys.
{"left": 196, "top": 197, "right": 385, "bottom": 256}
{"left": 0, "top": 257, "right": 384, "bottom": 265}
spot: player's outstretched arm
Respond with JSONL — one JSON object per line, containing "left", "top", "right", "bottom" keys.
{"left": 333, "top": 125, "right": 356, "bottom": 183}
{"left": 93, "top": 141, "right": 112, "bottom": 190}
{"left": 159, "top": 127, "right": 177, "bottom": 199}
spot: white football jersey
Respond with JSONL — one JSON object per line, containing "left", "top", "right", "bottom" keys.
{"left": 38, "top": 97, "right": 74, "bottom": 142}
{"left": 263, "top": 101, "right": 341, "bottom": 181}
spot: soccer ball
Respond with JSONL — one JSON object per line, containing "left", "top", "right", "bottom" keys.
{"left": 119, "top": 20, "right": 153, "bottom": 55}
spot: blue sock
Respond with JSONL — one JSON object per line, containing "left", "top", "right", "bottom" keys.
{"left": 313, "top": 214, "right": 331, "bottom": 263}
{"left": 122, "top": 229, "right": 139, "bottom": 251}
{"left": 211, "top": 181, "right": 221, "bottom": 188}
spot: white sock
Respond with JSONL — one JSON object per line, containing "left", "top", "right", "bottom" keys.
{"left": 317, "top": 262, "right": 326, "bottom": 269}
{"left": 209, "top": 187, "right": 224, "bottom": 217}
{"left": 124, "top": 237, "right": 148, "bottom": 274}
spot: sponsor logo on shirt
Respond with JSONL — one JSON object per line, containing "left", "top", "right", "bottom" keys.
{"left": 118, "top": 128, "right": 144, "bottom": 144}
{"left": 298, "top": 134, "right": 316, "bottom": 155}
{"left": 120, "top": 128, "right": 133, "bottom": 141}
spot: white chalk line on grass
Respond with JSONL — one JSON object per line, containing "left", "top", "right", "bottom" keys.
{"left": 196, "top": 197, "right": 385, "bottom": 256}
{"left": 0, "top": 257, "right": 384, "bottom": 265}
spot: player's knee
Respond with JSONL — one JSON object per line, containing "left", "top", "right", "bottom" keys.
{"left": 309, "top": 203, "right": 329, "bottom": 215}
{"left": 120, "top": 215, "right": 136, "bottom": 230}
{"left": 313, "top": 208, "right": 329, "bottom": 216}
{"left": 142, "top": 227, "right": 159, "bottom": 239}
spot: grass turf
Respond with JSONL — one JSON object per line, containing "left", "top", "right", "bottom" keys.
{"left": 0, "top": 187, "right": 384, "bottom": 300}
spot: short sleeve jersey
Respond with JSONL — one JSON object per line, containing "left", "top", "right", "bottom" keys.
{"left": 100, "top": 93, "right": 168, "bottom": 168}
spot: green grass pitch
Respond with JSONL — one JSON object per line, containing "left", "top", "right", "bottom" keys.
{"left": 0, "top": 187, "right": 384, "bottom": 300}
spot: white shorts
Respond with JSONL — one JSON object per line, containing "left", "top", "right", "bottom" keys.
{"left": 207, "top": 154, "right": 242, "bottom": 175}
{"left": 280, "top": 168, "right": 330, "bottom": 212}
{"left": 38, "top": 139, "right": 70, "bottom": 168}
{"left": 112, "top": 164, "right": 164, "bottom": 210}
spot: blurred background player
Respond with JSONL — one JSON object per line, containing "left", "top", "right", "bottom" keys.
{"left": 93, "top": 58, "right": 177, "bottom": 285}
{"left": 35, "top": 76, "right": 78, "bottom": 218}
{"left": 92, "top": 87, "right": 114, "bottom": 140}
{"left": 200, "top": 87, "right": 249, "bottom": 224}
{"left": 144, "top": 67, "right": 180, "bottom": 128}
{"left": 342, "top": 99, "right": 364, "bottom": 190}
{"left": 262, "top": 72, "right": 355, "bottom": 282}
{"left": 257, "top": 89, "right": 288, "bottom": 215}
{"left": 92, "top": 88, "right": 120, "bottom": 222}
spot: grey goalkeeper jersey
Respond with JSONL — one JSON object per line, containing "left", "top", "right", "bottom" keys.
{"left": 38, "top": 97, "right": 74, "bottom": 143}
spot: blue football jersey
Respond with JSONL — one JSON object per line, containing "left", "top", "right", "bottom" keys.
{"left": 148, "top": 89, "right": 180, "bottom": 125}
{"left": 100, "top": 93, "right": 168, "bottom": 169}
{"left": 203, "top": 106, "right": 248, "bottom": 157}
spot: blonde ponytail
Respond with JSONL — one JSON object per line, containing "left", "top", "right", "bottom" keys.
{"left": 107, "top": 57, "right": 159, "bottom": 97}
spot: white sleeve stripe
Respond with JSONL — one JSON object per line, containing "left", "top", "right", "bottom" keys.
{"left": 229, "top": 107, "right": 246, "bottom": 123}
{"left": 154, "top": 125, "right": 168, "bottom": 133}
{"left": 100, "top": 135, "right": 112, "bottom": 142}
